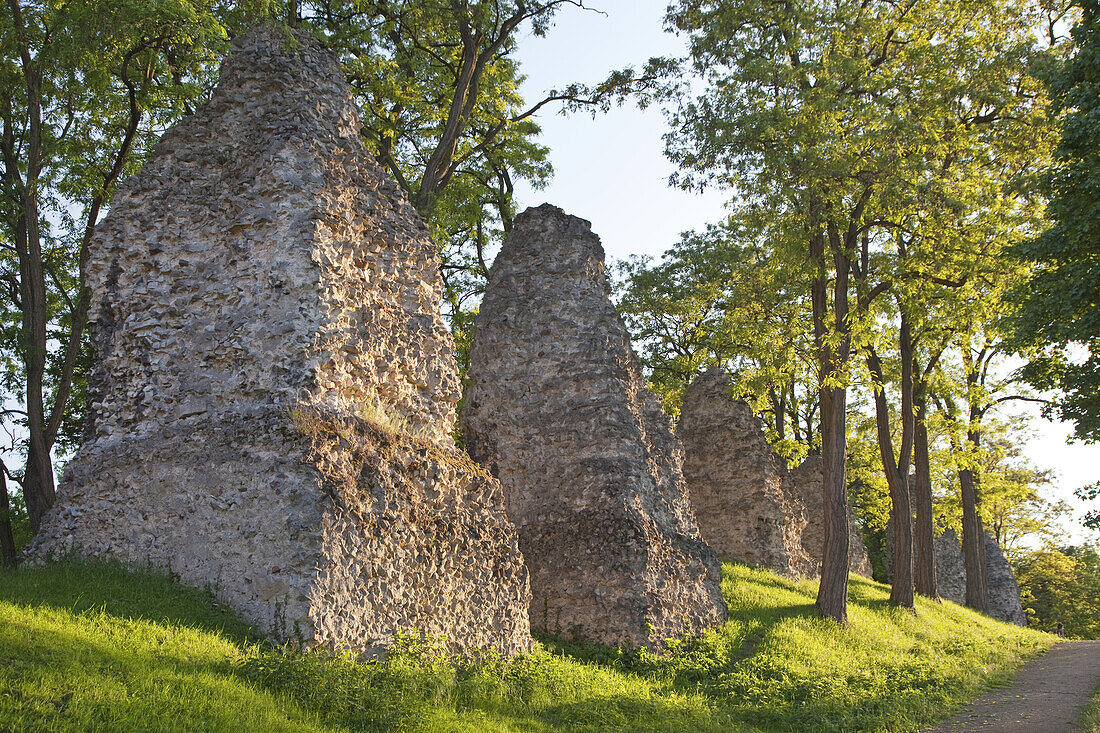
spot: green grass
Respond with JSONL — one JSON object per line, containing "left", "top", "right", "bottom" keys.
{"left": 0, "top": 560, "right": 1052, "bottom": 732}
{"left": 1080, "top": 686, "right": 1100, "bottom": 732}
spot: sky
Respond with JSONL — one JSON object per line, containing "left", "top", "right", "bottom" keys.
{"left": 510, "top": 0, "right": 1100, "bottom": 543}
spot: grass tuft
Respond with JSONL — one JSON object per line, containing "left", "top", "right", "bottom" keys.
{"left": 1, "top": 558, "right": 1053, "bottom": 732}
{"left": 1080, "top": 686, "right": 1100, "bottom": 732}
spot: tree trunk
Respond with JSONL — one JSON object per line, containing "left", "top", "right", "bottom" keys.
{"left": 6, "top": 0, "right": 56, "bottom": 533}
{"left": 912, "top": 392, "right": 937, "bottom": 597}
{"left": 0, "top": 469, "right": 16, "bottom": 567}
{"left": 868, "top": 353, "right": 914, "bottom": 609}
{"left": 811, "top": 224, "right": 850, "bottom": 625}
{"left": 818, "top": 384, "right": 850, "bottom": 623}
{"left": 959, "top": 456, "right": 987, "bottom": 611}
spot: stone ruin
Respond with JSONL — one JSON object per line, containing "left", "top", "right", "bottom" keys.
{"left": 29, "top": 26, "right": 532, "bottom": 657}
{"left": 678, "top": 369, "right": 813, "bottom": 576}
{"left": 461, "top": 204, "right": 728, "bottom": 648}
{"left": 935, "top": 527, "right": 1026, "bottom": 625}
{"left": 788, "top": 456, "right": 874, "bottom": 578}
{"left": 679, "top": 368, "right": 872, "bottom": 578}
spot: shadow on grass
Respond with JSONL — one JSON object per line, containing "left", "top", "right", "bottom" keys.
{"left": 0, "top": 558, "right": 256, "bottom": 643}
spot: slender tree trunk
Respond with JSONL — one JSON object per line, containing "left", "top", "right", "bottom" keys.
{"left": 818, "top": 385, "right": 850, "bottom": 621}
{"left": 959, "top": 425, "right": 987, "bottom": 611}
{"left": 6, "top": 7, "right": 56, "bottom": 532}
{"left": 0, "top": 469, "right": 16, "bottom": 567}
{"left": 866, "top": 312, "right": 916, "bottom": 609}
{"left": 912, "top": 391, "right": 937, "bottom": 597}
{"left": 811, "top": 223, "right": 850, "bottom": 625}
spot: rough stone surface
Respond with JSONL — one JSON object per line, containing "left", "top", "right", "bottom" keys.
{"left": 679, "top": 369, "right": 871, "bottom": 578}
{"left": 460, "top": 204, "right": 727, "bottom": 648}
{"left": 788, "top": 456, "right": 874, "bottom": 578}
{"left": 924, "top": 527, "right": 1026, "bottom": 626}
{"left": 29, "top": 25, "right": 531, "bottom": 657}
{"left": 679, "top": 368, "right": 814, "bottom": 577}
{"left": 933, "top": 527, "right": 968, "bottom": 606}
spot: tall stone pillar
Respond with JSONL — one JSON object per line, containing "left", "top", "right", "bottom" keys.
{"left": 461, "top": 204, "right": 727, "bottom": 648}
{"left": 30, "top": 25, "right": 531, "bottom": 657}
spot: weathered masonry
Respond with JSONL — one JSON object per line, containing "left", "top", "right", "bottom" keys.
{"left": 30, "top": 25, "right": 532, "bottom": 657}
{"left": 462, "top": 204, "right": 728, "bottom": 648}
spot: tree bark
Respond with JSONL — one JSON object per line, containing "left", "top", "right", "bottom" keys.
{"left": 867, "top": 337, "right": 915, "bottom": 610}
{"left": 811, "top": 223, "right": 850, "bottom": 625}
{"left": 912, "top": 391, "right": 937, "bottom": 597}
{"left": 959, "top": 431, "right": 987, "bottom": 611}
{"left": 0, "top": 469, "right": 16, "bottom": 567}
{"left": 5, "top": 0, "right": 55, "bottom": 533}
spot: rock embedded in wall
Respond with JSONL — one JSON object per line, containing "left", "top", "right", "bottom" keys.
{"left": 29, "top": 25, "right": 531, "bottom": 657}
{"left": 679, "top": 368, "right": 816, "bottom": 577}
{"left": 933, "top": 527, "right": 968, "bottom": 605}
{"left": 461, "top": 204, "right": 727, "bottom": 648}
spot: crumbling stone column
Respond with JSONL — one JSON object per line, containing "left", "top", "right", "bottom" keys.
{"left": 679, "top": 368, "right": 816, "bottom": 577}
{"left": 935, "top": 527, "right": 1026, "bottom": 625}
{"left": 461, "top": 204, "right": 727, "bottom": 648}
{"left": 679, "top": 368, "right": 872, "bottom": 578}
{"left": 29, "top": 25, "right": 531, "bottom": 657}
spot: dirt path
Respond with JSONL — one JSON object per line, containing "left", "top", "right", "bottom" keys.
{"left": 927, "top": 640, "right": 1100, "bottom": 732}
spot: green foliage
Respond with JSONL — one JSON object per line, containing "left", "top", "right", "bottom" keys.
{"left": 2, "top": 484, "right": 30, "bottom": 551}
{"left": 1078, "top": 481, "right": 1100, "bottom": 531}
{"left": 616, "top": 214, "right": 819, "bottom": 460}
{"left": 1009, "top": 0, "right": 1100, "bottom": 442}
{"left": 302, "top": 0, "right": 659, "bottom": 328}
{"left": 1014, "top": 544, "right": 1100, "bottom": 639}
{"left": 1, "top": 559, "right": 1053, "bottom": 732}
{"left": 933, "top": 418, "right": 1067, "bottom": 557}
{"left": 0, "top": 0, "right": 227, "bottom": 492}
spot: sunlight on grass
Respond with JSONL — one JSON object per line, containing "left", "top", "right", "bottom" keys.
{"left": 0, "top": 559, "right": 1053, "bottom": 732}
{"left": 1080, "top": 686, "right": 1100, "bottom": 732}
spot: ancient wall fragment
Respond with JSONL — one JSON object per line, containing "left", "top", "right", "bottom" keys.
{"left": 29, "top": 25, "right": 531, "bottom": 657}
{"left": 935, "top": 527, "right": 1026, "bottom": 625}
{"left": 679, "top": 369, "right": 871, "bottom": 578}
{"left": 460, "top": 204, "right": 727, "bottom": 648}
{"left": 679, "top": 368, "right": 816, "bottom": 577}
{"left": 788, "top": 456, "right": 874, "bottom": 578}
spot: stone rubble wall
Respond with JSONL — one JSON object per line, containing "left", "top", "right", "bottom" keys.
{"left": 789, "top": 456, "right": 874, "bottom": 578}
{"left": 461, "top": 204, "right": 727, "bottom": 648}
{"left": 30, "top": 25, "right": 531, "bottom": 657}
{"left": 679, "top": 369, "right": 872, "bottom": 579}
{"left": 679, "top": 369, "right": 815, "bottom": 577}
{"left": 935, "top": 527, "right": 1026, "bottom": 626}
{"left": 82, "top": 24, "right": 458, "bottom": 446}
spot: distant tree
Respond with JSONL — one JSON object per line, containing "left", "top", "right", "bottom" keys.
{"left": 1015, "top": 543, "right": 1100, "bottom": 638}
{"left": 1009, "top": 0, "right": 1100, "bottom": 443}
{"left": 1077, "top": 482, "right": 1100, "bottom": 530}
{"left": 302, "top": 0, "right": 672, "bottom": 325}
{"left": 616, "top": 212, "right": 819, "bottom": 463}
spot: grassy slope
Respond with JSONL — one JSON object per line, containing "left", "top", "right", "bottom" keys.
{"left": 0, "top": 560, "right": 1052, "bottom": 732}
{"left": 1081, "top": 687, "right": 1100, "bottom": 732}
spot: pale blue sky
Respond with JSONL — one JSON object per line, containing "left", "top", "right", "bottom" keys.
{"left": 512, "top": 0, "right": 1099, "bottom": 542}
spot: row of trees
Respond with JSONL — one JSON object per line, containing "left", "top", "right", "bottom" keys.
{"left": 616, "top": 0, "right": 1097, "bottom": 623}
